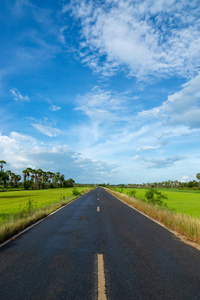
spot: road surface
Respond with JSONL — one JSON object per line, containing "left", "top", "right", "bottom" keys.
{"left": 1, "top": 187, "right": 200, "bottom": 299}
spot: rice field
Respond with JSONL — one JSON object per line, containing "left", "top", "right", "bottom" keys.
{"left": 113, "top": 188, "right": 200, "bottom": 218}
{"left": 0, "top": 187, "right": 93, "bottom": 224}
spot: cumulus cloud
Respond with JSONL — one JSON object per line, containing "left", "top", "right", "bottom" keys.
{"left": 10, "top": 88, "right": 30, "bottom": 101}
{"left": 65, "top": 0, "right": 200, "bottom": 79}
{"left": 0, "top": 132, "right": 117, "bottom": 182}
{"left": 139, "top": 72, "right": 200, "bottom": 128}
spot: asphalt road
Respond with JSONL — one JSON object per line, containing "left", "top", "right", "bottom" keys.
{"left": 1, "top": 187, "right": 200, "bottom": 299}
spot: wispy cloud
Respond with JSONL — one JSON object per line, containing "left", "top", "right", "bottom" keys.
{"left": 37, "top": 94, "right": 61, "bottom": 111}
{"left": 58, "top": 26, "right": 68, "bottom": 45}
{"left": 10, "top": 88, "right": 30, "bottom": 102}
{"left": 32, "top": 123, "right": 61, "bottom": 137}
{"left": 66, "top": 0, "right": 200, "bottom": 79}
{"left": 75, "top": 87, "right": 127, "bottom": 123}
{"left": 29, "top": 117, "right": 61, "bottom": 137}
{"left": 49, "top": 105, "right": 61, "bottom": 111}
{"left": 131, "top": 155, "right": 184, "bottom": 169}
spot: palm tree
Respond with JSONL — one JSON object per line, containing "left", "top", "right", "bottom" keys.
{"left": 6, "top": 170, "right": 11, "bottom": 186}
{"left": 31, "top": 169, "right": 37, "bottom": 189}
{"left": 0, "top": 160, "right": 6, "bottom": 171}
{"left": 22, "top": 169, "right": 28, "bottom": 189}
{"left": 26, "top": 167, "right": 32, "bottom": 181}
{"left": 14, "top": 174, "right": 21, "bottom": 187}
{"left": 36, "top": 169, "right": 43, "bottom": 189}
{"left": 10, "top": 172, "right": 15, "bottom": 187}
{"left": 60, "top": 174, "right": 65, "bottom": 187}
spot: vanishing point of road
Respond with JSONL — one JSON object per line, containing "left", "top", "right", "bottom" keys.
{"left": 1, "top": 187, "right": 200, "bottom": 299}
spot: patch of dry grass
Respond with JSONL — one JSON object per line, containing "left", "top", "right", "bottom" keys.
{"left": 106, "top": 188, "right": 200, "bottom": 244}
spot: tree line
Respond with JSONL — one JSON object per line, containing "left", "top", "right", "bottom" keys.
{"left": 100, "top": 175, "right": 200, "bottom": 190}
{"left": 0, "top": 160, "right": 75, "bottom": 189}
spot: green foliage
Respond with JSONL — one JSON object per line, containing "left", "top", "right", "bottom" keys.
{"left": 17, "top": 198, "right": 38, "bottom": 218}
{"left": 128, "top": 189, "right": 136, "bottom": 197}
{"left": 145, "top": 188, "right": 168, "bottom": 207}
{"left": 72, "top": 188, "right": 81, "bottom": 196}
{"left": 196, "top": 173, "right": 200, "bottom": 181}
{"left": 0, "top": 171, "right": 9, "bottom": 187}
{"left": 64, "top": 178, "right": 75, "bottom": 188}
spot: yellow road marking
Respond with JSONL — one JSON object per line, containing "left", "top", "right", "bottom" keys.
{"left": 98, "top": 254, "right": 107, "bottom": 300}
{"left": 97, "top": 206, "right": 100, "bottom": 212}
{"left": 97, "top": 197, "right": 99, "bottom": 200}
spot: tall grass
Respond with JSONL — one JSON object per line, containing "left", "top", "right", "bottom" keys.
{"left": 106, "top": 188, "right": 200, "bottom": 244}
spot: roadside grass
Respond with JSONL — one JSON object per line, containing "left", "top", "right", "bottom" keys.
{"left": 113, "top": 188, "right": 200, "bottom": 218}
{"left": 0, "top": 187, "right": 93, "bottom": 244}
{"left": 106, "top": 188, "right": 200, "bottom": 245}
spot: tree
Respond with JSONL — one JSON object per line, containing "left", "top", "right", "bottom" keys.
{"left": 0, "top": 171, "right": 9, "bottom": 187}
{"left": 64, "top": 178, "right": 75, "bottom": 188}
{"left": 14, "top": 174, "right": 21, "bottom": 187}
{"left": 196, "top": 173, "right": 200, "bottom": 187}
{"left": 60, "top": 174, "right": 65, "bottom": 187}
{"left": 22, "top": 169, "right": 27, "bottom": 188}
{"left": 6, "top": 170, "right": 11, "bottom": 186}
{"left": 36, "top": 169, "right": 43, "bottom": 189}
{"left": 0, "top": 160, "right": 6, "bottom": 171}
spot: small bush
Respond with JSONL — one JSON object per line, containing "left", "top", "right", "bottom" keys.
{"left": 145, "top": 188, "right": 168, "bottom": 207}
{"left": 72, "top": 188, "right": 81, "bottom": 196}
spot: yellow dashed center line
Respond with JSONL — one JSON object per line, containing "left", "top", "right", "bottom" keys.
{"left": 97, "top": 206, "right": 100, "bottom": 212}
{"left": 97, "top": 254, "right": 107, "bottom": 300}
{"left": 97, "top": 197, "right": 99, "bottom": 201}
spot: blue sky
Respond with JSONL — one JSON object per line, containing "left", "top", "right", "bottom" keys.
{"left": 0, "top": 0, "right": 200, "bottom": 184}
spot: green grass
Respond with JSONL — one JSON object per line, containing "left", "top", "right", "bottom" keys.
{"left": 113, "top": 188, "right": 200, "bottom": 218}
{"left": 0, "top": 187, "right": 93, "bottom": 224}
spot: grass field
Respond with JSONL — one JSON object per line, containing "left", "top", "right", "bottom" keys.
{"left": 0, "top": 187, "right": 93, "bottom": 224}
{"left": 113, "top": 188, "right": 200, "bottom": 218}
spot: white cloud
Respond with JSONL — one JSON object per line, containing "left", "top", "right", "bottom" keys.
{"left": 75, "top": 87, "right": 127, "bottom": 123}
{"left": 58, "top": 26, "right": 68, "bottom": 44}
{"left": 137, "top": 145, "right": 162, "bottom": 152}
{"left": 29, "top": 117, "right": 61, "bottom": 137}
{"left": 10, "top": 88, "right": 29, "bottom": 101}
{"left": 66, "top": 0, "right": 200, "bottom": 79}
{"left": 32, "top": 124, "right": 61, "bottom": 137}
{"left": 179, "top": 175, "right": 190, "bottom": 182}
{"left": 131, "top": 155, "right": 184, "bottom": 169}
{"left": 49, "top": 105, "right": 61, "bottom": 111}
{"left": 0, "top": 132, "right": 117, "bottom": 182}
{"left": 139, "top": 72, "right": 200, "bottom": 128}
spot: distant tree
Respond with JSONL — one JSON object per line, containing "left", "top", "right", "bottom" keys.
{"left": 14, "top": 174, "right": 21, "bottom": 187}
{"left": 0, "top": 171, "right": 9, "bottom": 187}
{"left": 0, "top": 160, "right": 6, "bottom": 171}
{"left": 196, "top": 173, "right": 200, "bottom": 187}
{"left": 64, "top": 178, "right": 75, "bottom": 188}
